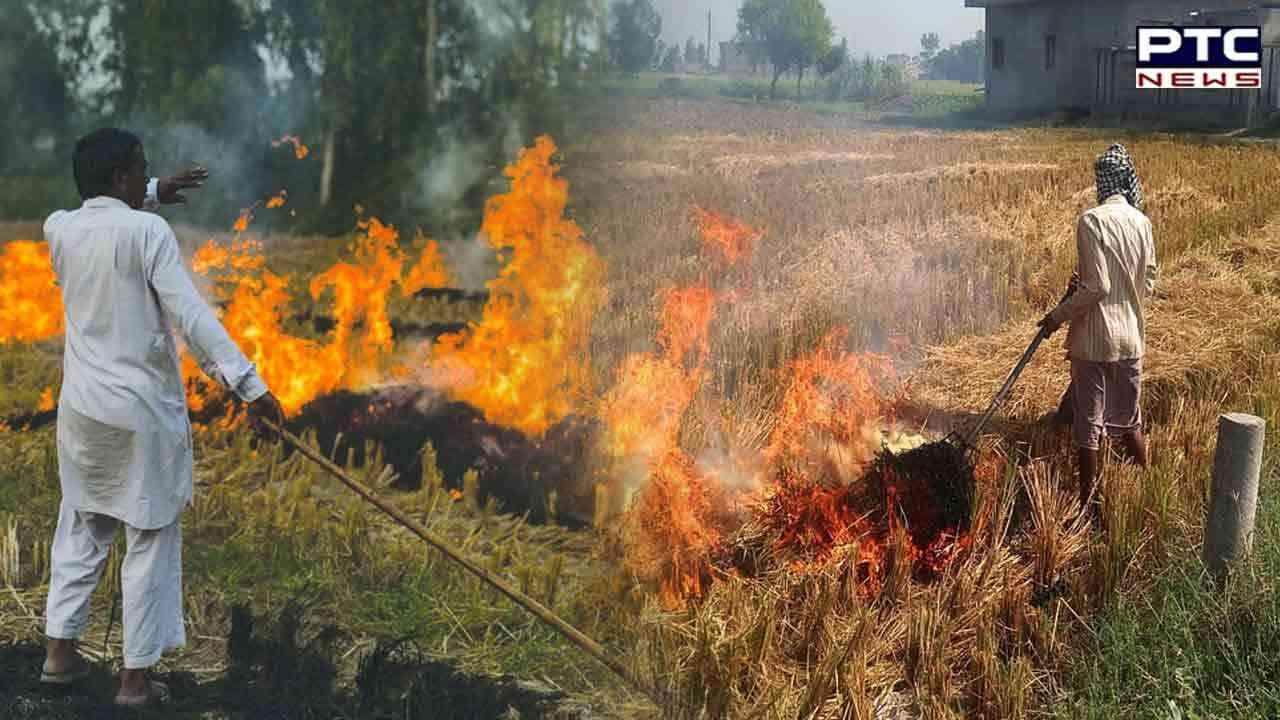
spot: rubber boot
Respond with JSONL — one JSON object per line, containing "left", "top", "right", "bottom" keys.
{"left": 1077, "top": 446, "right": 1101, "bottom": 526}
{"left": 1117, "top": 430, "right": 1149, "bottom": 469}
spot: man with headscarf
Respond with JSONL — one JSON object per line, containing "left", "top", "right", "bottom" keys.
{"left": 1039, "top": 143, "right": 1158, "bottom": 517}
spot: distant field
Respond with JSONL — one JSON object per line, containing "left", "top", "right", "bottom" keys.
{"left": 912, "top": 78, "right": 985, "bottom": 95}
{"left": 594, "top": 72, "right": 984, "bottom": 119}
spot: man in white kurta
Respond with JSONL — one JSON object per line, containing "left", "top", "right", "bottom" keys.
{"left": 40, "top": 127, "right": 284, "bottom": 707}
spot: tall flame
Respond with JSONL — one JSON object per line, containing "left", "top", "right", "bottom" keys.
{"left": 604, "top": 206, "right": 960, "bottom": 606}
{"left": 196, "top": 214, "right": 449, "bottom": 416}
{"left": 311, "top": 217, "right": 417, "bottom": 389}
{"left": 428, "top": 136, "right": 607, "bottom": 437}
{"left": 603, "top": 218, "right": 750, "bottom": 608}
{"left": 0, "top": 240, "right": 63, "bottom": 344}
{"left": 765, "top": 330, "right": 895, "bottom": 479}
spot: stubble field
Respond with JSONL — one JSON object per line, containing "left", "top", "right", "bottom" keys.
{"left": 2, "top": 97, "right": 1280, "bottom": 718}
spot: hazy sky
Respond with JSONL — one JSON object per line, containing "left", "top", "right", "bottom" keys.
{"left": 653, "top": 0, "right": 984, "bottom": 59}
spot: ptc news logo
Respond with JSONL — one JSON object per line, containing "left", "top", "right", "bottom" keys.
{"left": 1136, "top": 26, "right": 1262, "bottom": 89}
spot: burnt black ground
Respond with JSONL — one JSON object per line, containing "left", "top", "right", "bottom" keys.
{"left": 4, "top": 386, "right": 603, "bottom": 528}
{"left": 0, "top": 602, "right": 585, "bottom": 720}
{"left": 291, "top": 386, "right": 601, "bottom": 527}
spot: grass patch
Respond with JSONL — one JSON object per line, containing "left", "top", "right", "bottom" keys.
{"left": 1056, "top": 385, "right": 1280, "bottom": 718}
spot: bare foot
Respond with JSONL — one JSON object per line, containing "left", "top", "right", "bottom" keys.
{"left": 41, "top": 638, "right": 90, "bottom": 684}
{"left": 115, "top": 675, "right": 169, "bottom": 707}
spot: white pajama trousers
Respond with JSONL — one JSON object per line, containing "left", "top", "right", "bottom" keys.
{"left": 45, "top": 501, "right": 186, "bottom": 669}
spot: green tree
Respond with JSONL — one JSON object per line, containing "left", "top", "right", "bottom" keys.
{"left": 920, "top": 32, "right": 940, "bottom": 63}
{"left": 22, "top": 0, "right": 609, "bottom": 233}
{"left": 818, "top": 36, "right": 848, "bottom": 77}
{"left": 928, "top": 29, "right": 985, "bottom": 83}
{"left": 660, "top": 44, "right": 680, "bottom": 72}
{"left": 609, "top": 0, "right": 662, "bottom": 75}
{"left": 737, "top": 0, "right": 834, "bottom": 99}
{"left": 0, "top": 5, "right": 70, "bottom": 171}
{"left": 103, "top": 0, "right": 267, "bottom": 128}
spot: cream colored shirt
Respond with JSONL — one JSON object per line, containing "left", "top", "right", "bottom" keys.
{"left": 1049, "top": 194, "right": 1157, "bottom": 362}
{"left": 45, "top": 190, "right": 267, "bottom": 529}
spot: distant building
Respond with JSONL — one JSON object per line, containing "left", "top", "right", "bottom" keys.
{"left": 885, "top": 53, "right": 922, "bottom": 80}
{"left": 966, "top": 0, "right": 1280, "bottom": 127}
{"left": 719, "top": 41, "right": 774, "bottom": 76}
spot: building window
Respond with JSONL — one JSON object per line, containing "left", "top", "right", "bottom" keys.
{"left": 1046, "top": 34, "right": 1056, "bottom": 69}
{"left": 992, "top": 37, "right": 1005, "bottom": 70}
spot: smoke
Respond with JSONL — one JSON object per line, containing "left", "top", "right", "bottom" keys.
{"left": 442, "top": 233, "right": 499, "bottom": 292}
{"left": 695, "top": 441, "right": 764, "bottom": 493}
{"left": 415, "top": 140, "right": 491, "bottom": 216}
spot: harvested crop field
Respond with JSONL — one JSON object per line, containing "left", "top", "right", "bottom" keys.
{"left": 2, "top": 96, "right": 1280, "bottom": 718}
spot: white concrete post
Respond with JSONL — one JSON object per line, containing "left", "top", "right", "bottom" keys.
{"left": 1202, "top": 413, "right": 1266, "bottom": 579}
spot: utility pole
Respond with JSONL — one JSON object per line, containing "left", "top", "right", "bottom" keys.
{"left": 707, "top": 9, "right": 713, "bottom": 69}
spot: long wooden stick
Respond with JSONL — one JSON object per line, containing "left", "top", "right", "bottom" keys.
{"left": 262, "top": 420, "right": 664, "bottom": 709}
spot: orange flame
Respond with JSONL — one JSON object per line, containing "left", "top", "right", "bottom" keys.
{"left": 428, "top": 136, "right": 607, "bottom": 437}
{"left": 192, "top": 237, "right": 264, "bottom": 277}
{"left": 691, "top": 206, "right": 761, "bottom": 265}
{"left": 232, "top": 210, "right": 253, "bottom": 233}
{"left": 602, "top": 356, "right": 699, "bottom": 463}
{"left": 400, "top": 231, "right": 451, "bottom": 296}
{"left": 607, "top": 206, "right": 969, "bottom": 606}
{"left": 0, "top": 241, "right": 63, "bottom": 344}
{"left": 272, "top": 134, "right": 310, "bottom": 160}
{"left": 657, "top": 285, "right": 717, "bottom": 364}
{"left": 765, "top": 330, "right": 895, "bottom": 478}
{"left": 604, "top": 218, "right": 748, "bottom": 607}
{"left": 266, "top": 191, "right": 287, "bottom": 209}
{"left": 193, "top": 214, "right": 448, "bottom": 416}
{"left": 307, "top": 217, "right": 404, "bottom": 385}
{"left": 622, "top": 452, "right": 728, "bottom": 605}
{"left": 221, "top": 270, "right": 344, "bottom": 414}
{"left": 38, "top": 386, "right": 55, "bottom": 411}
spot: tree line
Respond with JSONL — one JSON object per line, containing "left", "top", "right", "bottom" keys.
{"left": 4, "top": 0, "right": 607, "bottom": 233}
{"left": 608, "top": 0, "right": 944, "bottom": 102}
{"left": 920, "top": 30, "right": 986, "bottom": 84}
{"left": 1, "top": 0, "right": 989, "bottom": 232}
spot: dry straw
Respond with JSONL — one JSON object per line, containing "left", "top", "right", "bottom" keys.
{"left": 909, "top": 251, "right": 1280, "bottom": 423}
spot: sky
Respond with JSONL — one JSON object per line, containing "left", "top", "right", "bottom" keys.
{"left": 652, "top": 0, "right": 984, "bottom": 60}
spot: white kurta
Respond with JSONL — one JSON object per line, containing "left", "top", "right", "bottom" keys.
{"left": 44, "top": 189, "right": 268, "bottom": 530}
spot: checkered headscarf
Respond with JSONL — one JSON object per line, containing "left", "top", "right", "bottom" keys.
{"left": 1095, "top": 143, "right": 1143, "bottom": 210}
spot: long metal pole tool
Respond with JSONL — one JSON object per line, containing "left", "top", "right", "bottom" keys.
{"left": 960, "top": 326, "right": 1049, "bottom": 449}
{"left": 959, "top": 281, "right": 1078, "bottom": 450}
{"left": 262, "top": 420, "right": 665, "bottom": 710}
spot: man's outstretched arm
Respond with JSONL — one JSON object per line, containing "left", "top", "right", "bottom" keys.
{"left": 142, "top": 167, "right": 209, "bottom": 212}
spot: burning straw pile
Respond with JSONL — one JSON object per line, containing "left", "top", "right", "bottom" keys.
{"left": 598, "top": 207, "right": 991, "bottom": 620}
